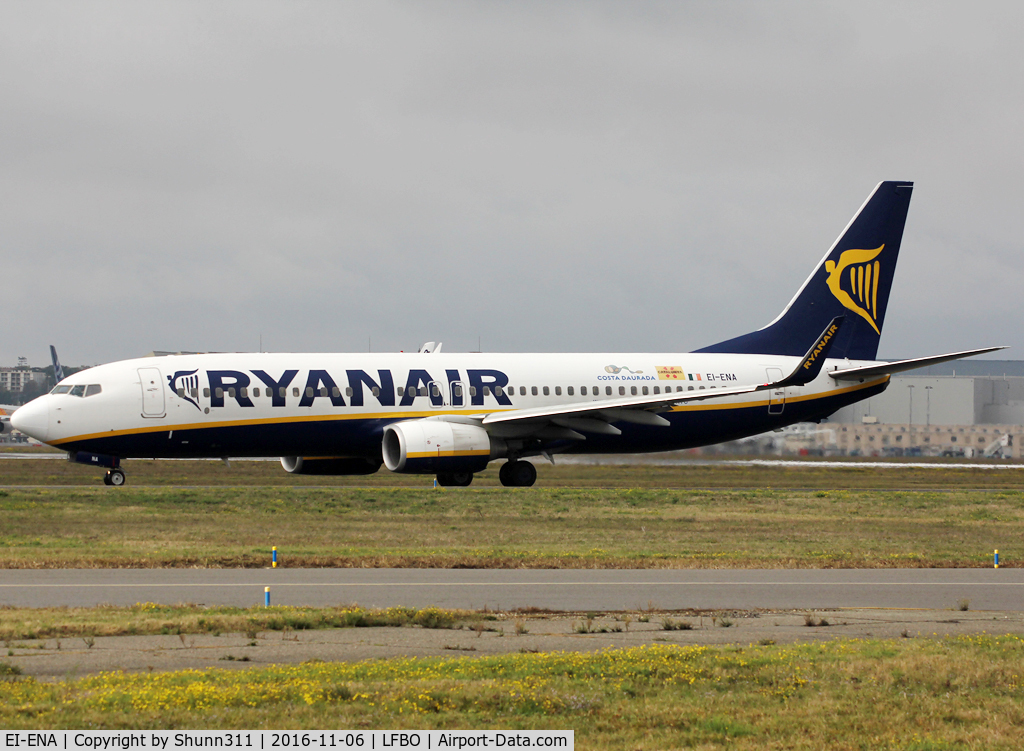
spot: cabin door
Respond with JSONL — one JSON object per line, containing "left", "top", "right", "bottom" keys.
{"left": 138, "top": 367, "right": 166, "bottom": 418}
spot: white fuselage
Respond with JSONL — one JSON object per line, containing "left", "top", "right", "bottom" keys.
{"left": 12, "top": 351, "right": 887, "bottom": 463}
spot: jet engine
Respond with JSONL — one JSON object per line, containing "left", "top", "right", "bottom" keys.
{"left": 382, "top": 419, "right": 504, "bottom": 474}
{"left": 280, "top": 456, "right": 382, "bottom": 475}
{"left": 0, "top": 418, "right": 10, "bottom": 435}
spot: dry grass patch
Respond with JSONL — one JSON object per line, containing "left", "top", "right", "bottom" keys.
{"left": 0, "top": 603, "right": 473, "bottom": 641}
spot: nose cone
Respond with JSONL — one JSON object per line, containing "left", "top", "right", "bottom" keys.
{"left": 11, "top": 398, "right": 50, "bottom": 442}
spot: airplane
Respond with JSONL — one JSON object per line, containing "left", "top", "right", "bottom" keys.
{"left": 11, "top": 181, "right": 1003, "bottom": 487}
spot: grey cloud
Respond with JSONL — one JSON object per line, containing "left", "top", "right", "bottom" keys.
{"left": 1, "top": 1, "right": 1021, "bottom": 366}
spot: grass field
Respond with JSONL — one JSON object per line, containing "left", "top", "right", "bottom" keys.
{"left": 5, "top": 453, "right": 1024, "bottom": 487}
{"left": 1, "top": 458, "right": 1022, "bottom": 568}
{"left": 2, "top": 635, "right": 1022, "bottom": 748}
{"left": 3, "top": 458, "right": 1023, "bottom": 745}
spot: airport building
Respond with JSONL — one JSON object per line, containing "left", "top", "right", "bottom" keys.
{"left": 0, "top": 367, "right": 47, "bottom": 393}
{"left": 800, "top": 361, "right": 1024, "bottom": 457}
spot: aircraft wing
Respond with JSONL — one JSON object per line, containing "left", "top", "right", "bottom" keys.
{"left": 828, "top": 346, "right": 1007, "bottom": 381}
{"left": 480, "top": 318, "right": 845, "bottom": 435}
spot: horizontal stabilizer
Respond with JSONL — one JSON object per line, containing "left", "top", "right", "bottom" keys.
{"left": 829, "top": 346, "right": 1007, "bottom": 381}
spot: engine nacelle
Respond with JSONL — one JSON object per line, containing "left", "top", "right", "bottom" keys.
{"left": 0, "top": 418, "right": 10, "bottom": 435}
{"left": 382, "top": 420, "right": 503, "bottom": 474}
{"left": 280, "top": 457, "right": 383, "bottom": 475}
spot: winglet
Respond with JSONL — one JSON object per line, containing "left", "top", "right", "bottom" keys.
{"left": 771, "top": 316, "right": 845, "bottom": 389}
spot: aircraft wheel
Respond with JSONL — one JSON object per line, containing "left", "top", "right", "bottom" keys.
{"left": 106, "top": 469, "right": 126, "bottom": 487}
{"left": 450, "top": 472, "right": 473, "bottom": 487}
{"left": 511, "top": 461, "right": 536, "bottom": 487}
{"left": 501, "top": 460, "right": 536, "bottom": 487}
{"left": 436, "top": 472, "right": 454, "bottom": 487}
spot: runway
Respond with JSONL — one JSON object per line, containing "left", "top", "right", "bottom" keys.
{"left": 2, "top": 568, "right": 1022, "bottom": 611}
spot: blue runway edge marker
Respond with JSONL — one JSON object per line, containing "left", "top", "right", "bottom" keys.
{"left": 264, "top": 586, "right": 270, "bottom": 607}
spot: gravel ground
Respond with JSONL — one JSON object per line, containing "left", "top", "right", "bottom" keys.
{"left": 6, "top": 608, "right": 1024, "bottom": 681}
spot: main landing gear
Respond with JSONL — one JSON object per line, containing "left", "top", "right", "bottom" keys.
{"left": 499, "top": 460, "right": 537, "bottom": 488}
{"left": 103, "top": 468, "right": 126, "bottom": 486}
{"left": 436, "top": 471, "right": 474, "bottom": 487}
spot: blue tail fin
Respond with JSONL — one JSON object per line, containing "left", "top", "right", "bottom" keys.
{"left": 50, "top": 345, "right": 65, "bottom": 384}
{"left": 696, "top": 181, "right": 913, "bottom": 360}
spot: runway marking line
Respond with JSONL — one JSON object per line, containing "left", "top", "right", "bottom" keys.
{"left": 2, "top": 581, "right": 1022, "bottom": 588}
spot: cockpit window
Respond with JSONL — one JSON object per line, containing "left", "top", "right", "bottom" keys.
{"left": 54, "top": 383, "right": 102, "bottom": 397}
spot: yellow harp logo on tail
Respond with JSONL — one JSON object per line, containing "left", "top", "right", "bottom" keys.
{"left": 824, "top": 245, "right": 885, "bottom": 334}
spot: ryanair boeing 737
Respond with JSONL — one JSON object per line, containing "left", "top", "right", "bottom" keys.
{"left": 11, "top": 181, "right": 1002, "bottom": 486}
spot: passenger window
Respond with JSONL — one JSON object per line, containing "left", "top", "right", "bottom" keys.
{"left": 653, "top": 386, "right": 660, "bottom": 395}
{"left": 228, "top": 388, "right": 236, "bottom": 398}
{"left": 470, "top": 386, "right": 477, "bottom": 397}
{"left": 688, "top": 386, "right": 694, "bottom": 391}
{"left": 581, "top": 386, "right": 587, "bottom": 396}
{"left": 555, "top": 386, "right": 561, "bottom": 396}
{"left": 177, "top": 388, "right": 185, "bottom": 398}
{"left": 372, "top": 387, "right": 380, "bottom": 397}
{"left": 418, "top": 387, "right": 427, "bottom": 397}
{"left": 319, "top": 387, "right": 328, "bottom": 397}
{"left": 642, "top": 386, "right": 648, "bottom": 396}
{"left": 630, "top": 386, "right": 637, "bottom": 396}
{"left": 520, "top": 386, "right": 526, "bottom": 396}
{"left": 305, "top": 387, "right": 314, "bottom": 397}
{"left": 204, "top": 388, "right": 211, "bottom": 398}
{"left": 484, "top": 386, "right": 491, "bottom": 396}
{"left": 278, "top": 387, "right": 285, "bottom": 398}
{"left": 677, "top": 386, "right": 684, "bottom": 392}
{"left": 543, "top": 386, "right": 549, "bottom": 396}
{"left": 190, "top": 388, "right": 198, "bottom": 399}
{"left": 567, "top": 386, "right": 574, "bottom": 396}
{"left": 699, "top": 386, "right": 705, "bottom": 390}
{"left": 453, "top": 385, "right": 463, "bottom": 398}
{"left": 431, "top": 384, "right": 440, "bottom": 397}
{"left": 531, "top": 386, "right": 538, "bottom": 396}
{"left": 345, "top": 387, "right": 353, "bottom": 397}
{"left": 618, "top": 386, "right": 625, "bottom": 396}
{"left": 332, "top": 387, "right": 341, "bottom": 397}
{"left": 252, "top": 388, "right": 260, "bottom": 397}
{"left": 240, "top": 388, "right": 248, "bottom": 398}
{"left": 606, "top": 386, "right": 612, "bottom": 396}
{"left": 495, "top": 386, "right": 504, "bottom": 397}
{"left": 398, "top": 387, "right": 405, "bottom": 398}
{"left": 216, "top": 388, "right": 224, "bottom": 398}
{"left": 70, "top": 385, "right": 86, "bottom": 397}
{"left": 293, "top": 387, "right": 300, "bottom": 397}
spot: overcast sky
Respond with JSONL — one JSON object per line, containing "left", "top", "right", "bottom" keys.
{"left": 2, "top": 2, "right": 1022, "bottom": 367}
